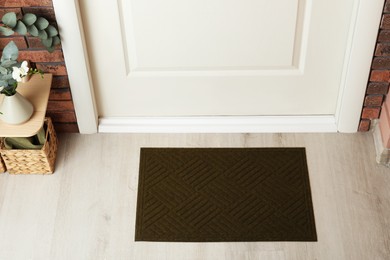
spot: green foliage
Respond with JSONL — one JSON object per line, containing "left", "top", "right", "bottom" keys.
{"left": 35, "top": 17, "right": 49, "bottom": 30}
{"left": 52, "top": 36, "right": 61, "bottom": 46}
{"left": 22, "top": 13, "right": 37, "bottom": 26}
{"left": 27, "top": 25, "right": 39, "bottom": 37}
{"left": 42, "top": 37, "right": 52, "bottom": 48}
{"left": 1, "top": 41, "right": 18, "bottom": 63}
{"left": 0, "top": 41, "right": 20, "bottom": 96}
{"left": 38, "top": 29, "right": 48, "bottom": 40}
{"left": 46, "top": 25, "right": 58, "bottom": 37}
{"left": 14, "top": 21, "right": 27, "bottom": 35}
{"left": 0, "top": 41, "right": 43, "bottom": 97}
{"left": 0, "top": 12, "right": 61, "bottom": 52}
{"left": 2, "top": 12, "right": 17, "bottom": 28}
{"left": 0, "top": 26, "right": 14, "bottom": 36}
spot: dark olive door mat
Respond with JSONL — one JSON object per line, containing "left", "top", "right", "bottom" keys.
{"left": 135, "top": 148, "right": 317, "bottom": 242}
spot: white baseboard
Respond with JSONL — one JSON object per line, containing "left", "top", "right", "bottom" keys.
{"left": 98, "top": 116, "right": 338, "bottom": 133}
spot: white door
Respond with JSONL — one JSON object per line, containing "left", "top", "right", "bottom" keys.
{"left": 72, "top": 0, "right": 380, "bottom": 132}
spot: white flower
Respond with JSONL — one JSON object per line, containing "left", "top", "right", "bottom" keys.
{"left": 12, "top": 61, "right": 29, "bottom": 82}
{"left": 20, "top": 61, "right": 29, "bottom": 77}
{"left": 12, "top": 67, "right": 22, "bottom": 82}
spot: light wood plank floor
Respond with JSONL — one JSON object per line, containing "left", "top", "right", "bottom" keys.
{"left": 0, "top": 133, "right": 389, "bottom": 260}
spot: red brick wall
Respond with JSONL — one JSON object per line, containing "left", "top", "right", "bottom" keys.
{"left": 359, "top": 1, "right": 390, "bottom": 131}
{"left": 0, "top": 1, "right": 79, "bottom": 133}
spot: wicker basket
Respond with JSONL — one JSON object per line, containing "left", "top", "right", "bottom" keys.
{"left": 0, "top": 139, "right": 6, "bottom": 173}
{"left": 0, "top": 117, "right": 58, "bottom": 174}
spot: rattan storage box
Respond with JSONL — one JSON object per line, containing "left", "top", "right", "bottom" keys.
{"left": 0, "top": 117, "right": 58, "bottom": 174}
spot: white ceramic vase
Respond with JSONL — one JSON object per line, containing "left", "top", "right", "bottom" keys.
{"left": 0, "top": 92, "right": 34, "bottom": 125}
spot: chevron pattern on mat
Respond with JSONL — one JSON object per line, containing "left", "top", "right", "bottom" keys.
{"left": 135, "top": 148, "right": 317, "bottom": 242}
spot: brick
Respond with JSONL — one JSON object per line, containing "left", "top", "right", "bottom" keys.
{"left": 26, "top": 36, "right": 61, "bottom": 49}
{"left": 2, "top": 0, "right": 52, "bottom": 7}
{"left": 364, "top": 95, "right": 384, "bottom": 106}
{"left": 358, "top": 119, "right": 371, "bottom": 132}
{"left": 372, "top": 57, "right": 390, "bottom": 69}
{"left": 51, "top": 76, "right": 69, "bottom": 88}
{"left": 370, "top": 70, "right": 390, "bottom": 82}
{"left": 21, "top": 7, "right": 56, "bottom": 22}
{"left": 361, "top": 107, "right": 381, "bottom": 119}
{"left": 46, "top": 111, "right": 77, "bottom": 123}
{"left": 26, "top": 37, "right": 42, "bottom": 49}
{"left": 378, "top": 30, "right": 390, "bottom": 42}
{"left": 382, "top": 14, "right": 390, "bottom": 29}
{"left": 0, "top": 8, "right": 22, "bottom": 18}
{"left": 366, "top": 82, "right": 389, "bottom": 94}
{"left": 36, "top": 63, "right": 67, "bottom": 75}
{"left": 49, "top": 88, "right": 72, "bottom": 100}
{"left": 385, "top": 0, "right": 390, "bottom": 13}
{"left": 53, "top": 123, "right": 79, "bottom": 133}
{"left": 47, "top": 100, "right": 75, "bottom": 112}
{"left": 375, "top": 43, "right": 390, "bottom": 56}
{"left": 0, "top": 36, "right": 27, "bottom": 49}
{"left": 18, "top": 50, "right": 64, "bottom": 62}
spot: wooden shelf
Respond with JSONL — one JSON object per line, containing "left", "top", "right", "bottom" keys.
{"left": 0, "top": 74, "right": 53, "bottom": 137}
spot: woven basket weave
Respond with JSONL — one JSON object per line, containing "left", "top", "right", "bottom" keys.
{"left": 0, "top": 117, "right": 58, "bottom": 174}
{"left": 0, "top": 139, "right": 6, "bottom": 173}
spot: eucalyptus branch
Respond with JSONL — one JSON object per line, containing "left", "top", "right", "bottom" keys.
{"left": 0, "top": 12, "right": 61, "bottom": 52}
{"left": 0, "top": 42, "right": 44, "bottom": 97}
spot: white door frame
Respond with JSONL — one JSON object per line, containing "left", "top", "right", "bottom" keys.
{"left": 52, "top": 0, "right": 384, "bottom": 134}
{"left": 52, "top": 0, "right": 98, "bottom": 134}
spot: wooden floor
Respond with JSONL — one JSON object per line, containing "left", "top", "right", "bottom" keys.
{"left": 0, "top": 133, "right": 389, "bottom": 260}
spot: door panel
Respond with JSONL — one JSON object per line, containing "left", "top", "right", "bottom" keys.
{"left": 79, "top": 0, "right": 354, "bottom": 117}
{"left": 123, "top": 0, "right": 299, "bottom": 70}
